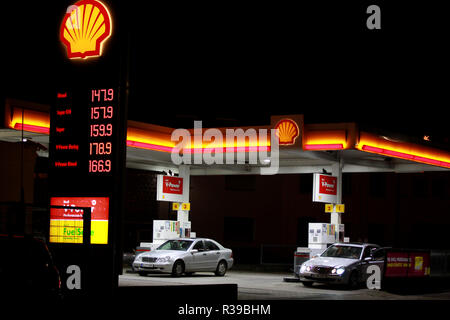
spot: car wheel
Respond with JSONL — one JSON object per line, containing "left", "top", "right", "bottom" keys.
{"left": 302, "top": 281, "right": 314, "bottom": 287}
{"left": 215, "top": 260, "right": 227, "bottom": 276}
{"left": 348, "top": 271, "right": 359, "bottom": 289}
{"left": 172, "top": 260, "right": 185, "bottom": 277}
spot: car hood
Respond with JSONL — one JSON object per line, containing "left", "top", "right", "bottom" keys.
{"left": 305, "top": 256, "right": 358, "bottom": 268}
{"left": 137, "top": 250, "right": 186, "bottom": 259}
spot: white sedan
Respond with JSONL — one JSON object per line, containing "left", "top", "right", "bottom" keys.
{"left": 298, "top": 243, "right": 385, "bottom": 288}
{"left": 133, "top": 238, "right": 234, "bottom": 277}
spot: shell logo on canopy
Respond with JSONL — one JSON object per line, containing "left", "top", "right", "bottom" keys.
{"left": 275, "top": 119, "right": 300, "bottom": 145}
{"left": 60, "top": 0, "right": 112, "bottom": 59}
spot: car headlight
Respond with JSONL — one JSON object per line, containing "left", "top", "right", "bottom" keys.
{"left": 156, "top": 256, "right": 171, "bottom": 263}
{"left": 332, "top": 267, "right": 346, "bottom": 275}
{"left": 300, "top": 265, "right": 307, "bottom": 273}
{"left": 134, "top": 255, "right": 142, "bottom": 262}
{"left": 336, "top": 268, "right": 345, "bottom": 275}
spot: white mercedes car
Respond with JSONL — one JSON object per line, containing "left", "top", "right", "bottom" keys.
{"left": 133, "top": 238, "right": 234, "bottom": 277}
{"left": 298, "top": 243, "right": 385, "bottom": 288}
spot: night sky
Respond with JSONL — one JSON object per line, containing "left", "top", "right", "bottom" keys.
{"left": 3, "top": 1, "right": 449, "bottom": 147}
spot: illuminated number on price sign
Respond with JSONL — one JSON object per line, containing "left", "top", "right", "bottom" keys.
{"left": 89, "top": 124, "right": 113, "bottom": 137}
{"left": 89, "top": 142, "right": 112, "bottom": 155}
{"left": 90, "top": 106, "right": 113, "bottom": 120}
{"left": 92, "top": 89, "right": 114, "bottom": 102}
{"left": 88, "top": 159, "right": 112, "bottom": 173}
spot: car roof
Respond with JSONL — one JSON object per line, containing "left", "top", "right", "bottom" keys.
{"left": 176, "top": 238, "right": 211, "bottom": 241}
{"left": 332, "top": 242, "right": 380, "bottom": 247}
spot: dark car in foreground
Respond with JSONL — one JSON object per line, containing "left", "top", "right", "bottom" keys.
{"left": 0, "top": 234, "right": 61, "bottom": 300}
{"left": 298, "top": 243, "right": 385, "bottom": 288}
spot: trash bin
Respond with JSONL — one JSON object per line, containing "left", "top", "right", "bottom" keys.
{"left": 294, "top": 247, "right": 311, "bottom": 278}
{"left": 284, "top": 247, "right": 311, "bottom": 282}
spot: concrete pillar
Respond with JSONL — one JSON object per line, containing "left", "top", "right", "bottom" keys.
{"left": 177, "top": 165, "right": 190, "bottom": 236}
{"left": 330, "top": 157, "right": 343, "bottom": 226}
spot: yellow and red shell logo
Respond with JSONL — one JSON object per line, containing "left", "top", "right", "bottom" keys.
{"left": 275, "top": 119, "right": 300, "bottom": 145}
{"left": 60, "top": 0, "right": 112, "bottom": 59}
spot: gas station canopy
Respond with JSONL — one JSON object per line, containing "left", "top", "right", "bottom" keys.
{"left": 2, "top": 99, "right": 450, "bottom": 176}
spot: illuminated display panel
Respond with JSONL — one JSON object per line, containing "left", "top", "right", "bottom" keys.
{"left": 51, "top": 86, "right": 117, "bottom": 181}
{"left": 49, "top": 197, "right": 109, "bottom": 244}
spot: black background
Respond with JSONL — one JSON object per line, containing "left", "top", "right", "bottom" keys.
{"left": 2, "top": 1, "right": 449, "bottom": 148}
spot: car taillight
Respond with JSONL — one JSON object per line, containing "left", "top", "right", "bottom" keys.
{"left": 230, "top": 251, "right": 233, "bottom": 259}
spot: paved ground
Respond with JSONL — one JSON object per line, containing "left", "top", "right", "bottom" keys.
{"left": 119, "top": 270, "right": 450, "bottom": 300}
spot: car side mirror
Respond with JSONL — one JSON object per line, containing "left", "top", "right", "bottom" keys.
{"left": 364, "top": 256, "right": 373, "bottom": 261}
{"left": 190, "top": 249, "right": 198, "bottom": 254}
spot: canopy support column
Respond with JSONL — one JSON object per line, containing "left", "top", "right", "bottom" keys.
{"left": 177, "top": 165, "right": 190, "bottom": 236}
{"left": 331, "top": 157, "right": 343, "bottom": 227}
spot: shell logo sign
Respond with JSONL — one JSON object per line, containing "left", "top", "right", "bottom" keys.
{"left": 60, "top": 0, "right": 112, "bottom": 59}
{"left": 275, "top": 119, "right": 300, "bottom": 145}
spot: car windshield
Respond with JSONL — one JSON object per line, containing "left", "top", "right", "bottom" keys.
{"left": 321, "top": 245, "right": 362, "bottom": 259}
{"left": 157, "top": 240, "right": 193, "bottom": 251}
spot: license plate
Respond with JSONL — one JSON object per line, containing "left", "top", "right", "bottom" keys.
{"left": 141, "top": 263, "right": 154, "bottom": 268}
{"left": 312, "top": 274, "right": 326, "bottom": 279}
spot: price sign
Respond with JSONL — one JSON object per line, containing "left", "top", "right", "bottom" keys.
{"left": 50, "top": 85, "right": 119, "bottom": 239}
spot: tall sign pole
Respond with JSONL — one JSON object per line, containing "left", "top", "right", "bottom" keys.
{"left": 49, "top": 0, "right": 128, "bottom": 297}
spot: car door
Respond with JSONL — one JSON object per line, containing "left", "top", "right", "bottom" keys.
{"left": 370, "top": 248, "right": 386, "bottom": 277}
{"left": 359, "top": 246, "right": 373, "bottom": 281}
{"left": 361, "top": 246, "right": 384, "bottom": 283}
{"left": 191, "top": 240, "right": 209, "bottom": 271}
{"left": 204, "top": 240, "right": 222, "bottom": 271}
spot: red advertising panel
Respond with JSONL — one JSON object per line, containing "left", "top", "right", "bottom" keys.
{"left": 313, "top": 174, "right": 338, "bottom": 203}
{"left": 50, "top": 197, "right": 109, "bottom": 244}
{"left": 385, "top": 250, "right": 430, "bottom": 278}
{"left": 162, "top": 176, "right": 183, "bottom": 194}
{"left": 319, "top": 175, "right": 337, "bottom": 195}
{"left": 157, "top": 175, "right": 184, "bottom": 202}
{"left": 385, "top": 252, "right": 410, "bottom": 277}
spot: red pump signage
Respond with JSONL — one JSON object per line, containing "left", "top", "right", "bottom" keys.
{"left": 313, "top": 174, "right": 338, "bottom": 204}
